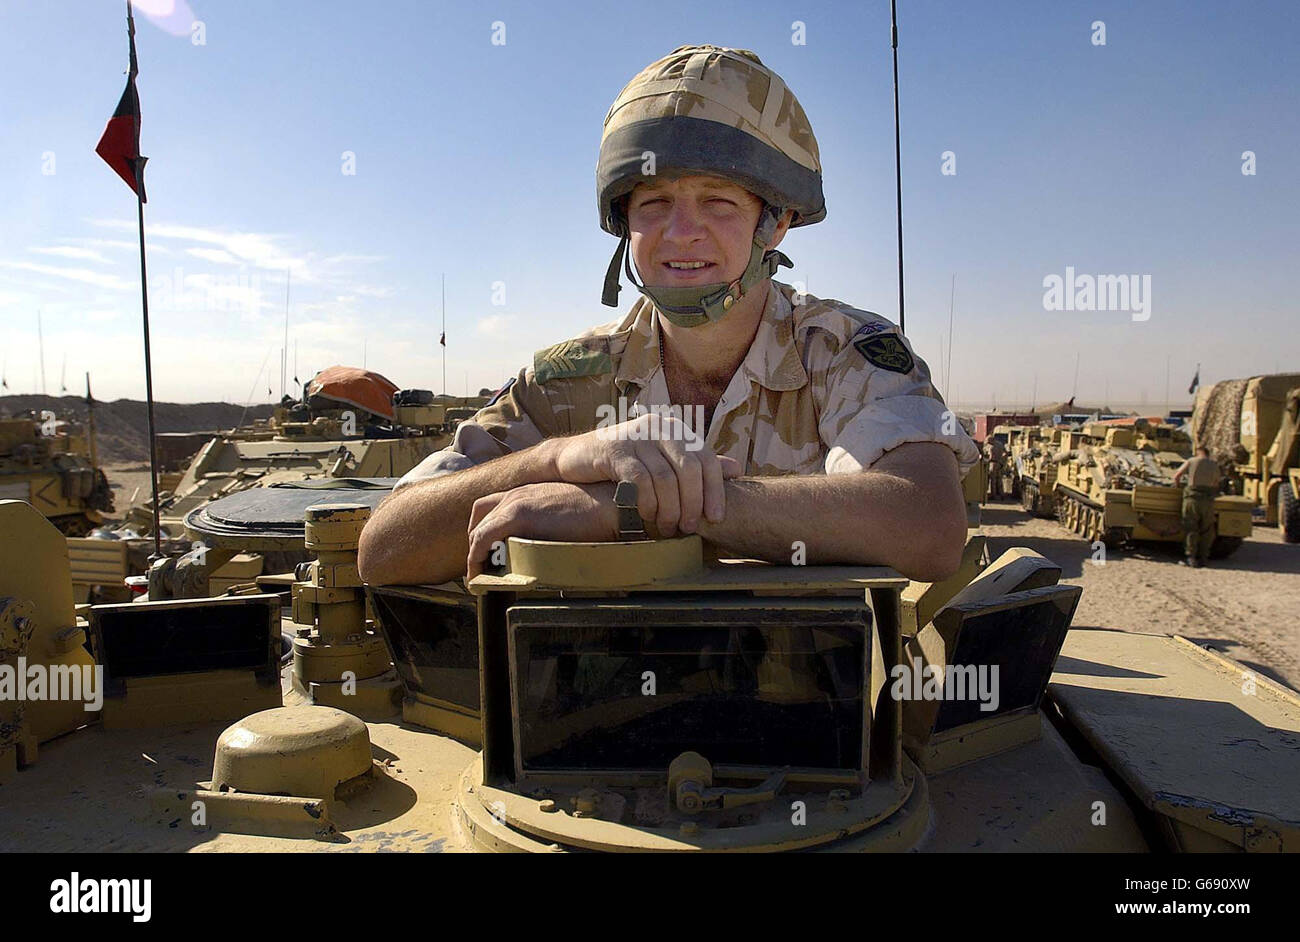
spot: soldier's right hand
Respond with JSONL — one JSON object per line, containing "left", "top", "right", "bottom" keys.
{"left": 550, "top": 412, "right": 740, "bottom": 537}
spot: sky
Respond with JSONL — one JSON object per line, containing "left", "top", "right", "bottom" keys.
{"left": 1, "top": 0, "right": 1297, "bottom": 411}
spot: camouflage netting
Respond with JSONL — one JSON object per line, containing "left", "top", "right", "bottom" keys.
{"left": 1192, "top": 379, "right": 1250, "bottom": 467}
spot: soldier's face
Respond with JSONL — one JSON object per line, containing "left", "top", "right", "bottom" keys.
{"left": 626, "top": 175, "right": 774, "bottom": 289}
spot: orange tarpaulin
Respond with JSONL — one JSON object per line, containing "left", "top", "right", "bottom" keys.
{"left": 305, "top": 366, "right": 398, "bottom": 420}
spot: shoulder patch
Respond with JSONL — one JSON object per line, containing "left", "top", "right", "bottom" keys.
{"left": 533, "top": 339, "right": 613, "bottom": 385}
{"left": 853, "top": 333, "right": 915, "bottom": 374}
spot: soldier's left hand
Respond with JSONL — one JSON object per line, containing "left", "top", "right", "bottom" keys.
{"left": 466, "top": 482, "right": 619, "bottom": 579}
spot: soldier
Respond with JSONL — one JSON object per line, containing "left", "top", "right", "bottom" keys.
{"left": 358, "top": 45, "right": 979, "bottom": 586}
{"left": 1172, "top": 446, "right": 1221, "bottom": 567}
{"left": 985, "top": 436, "right": 1006, "bottom": 501}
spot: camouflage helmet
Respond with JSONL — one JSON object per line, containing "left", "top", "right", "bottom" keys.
{"left": 597, "top": 45, "right": 826, "bottom": 326}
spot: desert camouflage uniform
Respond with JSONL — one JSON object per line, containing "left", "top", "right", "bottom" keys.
{"left": 1177, "top": 454, "right": 1222, "bottom": 563}
{"left": 395, "top": 282, "right": 979, "bottom": 490}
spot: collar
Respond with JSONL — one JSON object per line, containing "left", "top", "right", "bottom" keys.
{"left": 613, "top": 281, "right": 808, "bottom": 396}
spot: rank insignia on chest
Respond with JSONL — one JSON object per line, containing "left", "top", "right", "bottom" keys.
{"left": 853, "top": 334, "right": 914, "bottom": 374}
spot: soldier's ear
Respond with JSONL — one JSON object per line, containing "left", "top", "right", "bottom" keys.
{"left": 766, "top": 209, "right": 795, "bottom": 251}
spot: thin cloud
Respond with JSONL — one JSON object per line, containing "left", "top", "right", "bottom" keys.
{"left": 32, "top": 246, "right": 110, "bottom": 264}
{"left": 186, "top": 247, "right": 241, "bottom": 265}
{"left": 0, "top": 261, "right": 129, "bottom": 291}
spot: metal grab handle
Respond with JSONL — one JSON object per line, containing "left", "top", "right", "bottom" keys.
{"left": 668, "top": 751, "right": 788, "bottom": 815}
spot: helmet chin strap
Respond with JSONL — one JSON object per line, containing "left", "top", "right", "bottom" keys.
{"left": 601, "top": 206, "right": 793, "bottom": 328}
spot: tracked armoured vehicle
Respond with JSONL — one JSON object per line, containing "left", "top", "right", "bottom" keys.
{"left": 0, "top": 411, "right": 113, "bottom": 537}
{"left": 1009, "top": 425, "right": 1063, "bottom": 518}
{"left": 1051, "top": 420, "right": 1253, "bottom": 556}
{"left": 139, "top": 370, "right": 488, "bottom": 536}
{"left": 2, "top": 488, "right": 1296, "bottom": 853}
{"left": 84, "top": 370, "right": 492, "bottom": 598}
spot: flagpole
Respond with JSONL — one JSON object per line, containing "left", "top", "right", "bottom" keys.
{"left": 136, "top": 151, "right": 162, "bottom": 558}
{"left": 114, "top": 0, "right": 162, "bottom": 558}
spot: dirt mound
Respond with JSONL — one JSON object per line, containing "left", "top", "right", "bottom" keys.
{"left": 0, "top": 394, "right": 275, "bottom": 464}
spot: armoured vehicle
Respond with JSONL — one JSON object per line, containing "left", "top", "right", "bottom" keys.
{"left": 1192, "top": 372, "right": 1300, "bottom": 542}
{"left": 0, "top": 411, "right": 113, "bottom": 536}
{"left": 90, "top": 370, "right": 492, "bottom": 597}
{"left": 140, "top": 369, "right": 488, "bottom": 537}
{"left": 2, "top": 490, "right": 1296, "bottom": 853}
{"left": 1009, "top": 425, "right": 1064, "bottom": 518}
{"left": 1051, "top": 420, "right": 1253, "bottom": 556}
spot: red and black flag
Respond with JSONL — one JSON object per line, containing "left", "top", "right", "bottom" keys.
{"left": 96, "top": 2, "right": 146, "bottom": 201}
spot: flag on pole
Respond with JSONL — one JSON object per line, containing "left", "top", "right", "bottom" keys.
{"left": 96, "top": 2, "right": 147, "bottom": 201}
{"left": 439, "top": 331, "right": 446, "bottom": 347}
{"left": 1187, "top": 365, "right": 1200, "bottom": 395}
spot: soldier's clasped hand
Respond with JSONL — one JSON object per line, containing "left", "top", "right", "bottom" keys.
{"left": 549, "top": 412, "right": 740, "bottom": 537}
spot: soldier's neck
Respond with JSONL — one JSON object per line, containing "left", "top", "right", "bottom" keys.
{"left": 659, "top": 281, "right": 768, "bottom": 406}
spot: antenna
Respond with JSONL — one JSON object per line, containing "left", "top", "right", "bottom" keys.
{"left": 890, "top": 0, "right": 906, "bottom": 334}
{"left": 85, "top": 373, "right": 99, "bottom": 468}
{"left": 37, "top": 309, "right": 47, "bottom": 395}
{"left": 236, "top": 347, "right": 274, "bottom": 431}
{"left": 442, "top": 273, "right": 447, "bottom": 397}
{"left": 60, "top": 354, "right": 67, "bottom": 394}
{"left": 282, "top": 265, "right": 291, "bottom": 399}
{"left": 945, "top": 273, "right": 955, "bottom": 394}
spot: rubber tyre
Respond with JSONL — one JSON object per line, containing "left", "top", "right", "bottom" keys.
{"left": 1279, "top": 480, "right": 1300, "bottom": 544}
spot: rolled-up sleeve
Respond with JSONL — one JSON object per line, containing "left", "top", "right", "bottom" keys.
{"left": 393, "top": 370, "right": 548, "bottom": 491}
{"left": 815, "top": 327, "right": 980, "bottom": 475}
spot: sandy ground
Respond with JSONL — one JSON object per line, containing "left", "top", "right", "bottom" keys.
{"left": 99, "top": 464, "right": 1300, "bottom": 691}
{"left": 103, "top": 462, "right": 156, "bottom": 513}
{"left": 978, "top": 501, "right": 1300, "bottom": 692}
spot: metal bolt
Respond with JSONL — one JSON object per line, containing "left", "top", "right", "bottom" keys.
{"left": 539, "top": 799, "right": 557, "bottom": 813}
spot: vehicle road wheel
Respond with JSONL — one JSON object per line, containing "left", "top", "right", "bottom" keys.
{"left": 1101, "top": 527, "right": 1129, "bottom": 550}
{"left": 1279, "top": 481, "right": 1300, "bottom": 544}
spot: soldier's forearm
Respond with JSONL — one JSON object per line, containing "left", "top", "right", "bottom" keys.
{"left": 357, "top": 439, "right": 562, "bottom": 585}
{"left": 695, "top": 443, "right": 967, "bottom": 582}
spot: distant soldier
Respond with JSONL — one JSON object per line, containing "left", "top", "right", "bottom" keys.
{"left": 1172, "top": 446, "right": 1221, "bottom": 567}
{"left": 985, "top": 437, "right": 1006, "bottom": 500}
